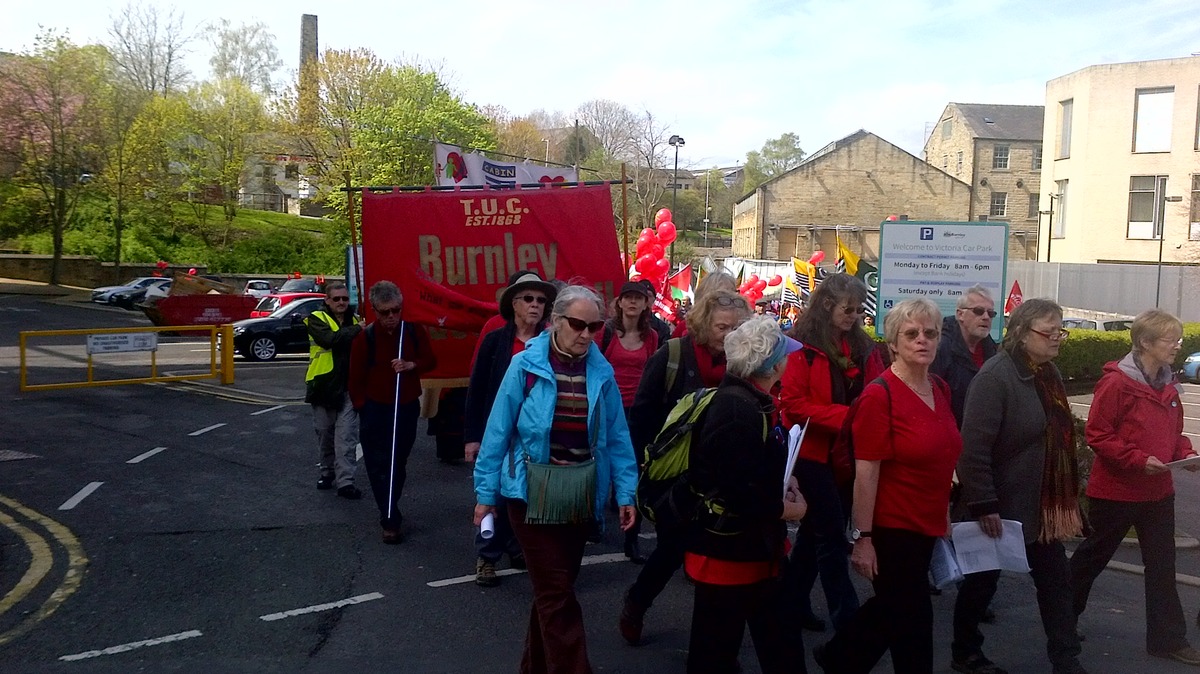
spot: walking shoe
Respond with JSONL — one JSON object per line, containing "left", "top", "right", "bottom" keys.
{"left": 336, "top": 485, "right": 362, "bottom": 500}
{"left": 623, "top": 538, "right": 647, "bottom": 564}
{"left": 951, "top": 653, "right": 1008, "bottom": 674}
{"left": 317, "top": 476, "right": 334, "bottom": 490}
{"left": 475, "top": 558, "right": 500, "bottom": 587}
{"left": 381, "top": 527, "right": 402, "bottom": 545}
{"left": 618, "top": 590, "right": 647, "bottom": 646}
{"left": 1150, "top": 646, "right": 1200, "bottom": 666}
{"left": 508, "top": 553, "right": 527, "bottom": 570}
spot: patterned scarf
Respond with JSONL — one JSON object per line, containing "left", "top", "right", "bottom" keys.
{"left": 1028, "top": 358, "right": 1083, "bottom": 543}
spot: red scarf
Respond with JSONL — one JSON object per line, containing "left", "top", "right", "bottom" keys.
{"left": 840, "top": 337, "right": 861, "bottom": 380}
{"left": 692, "top": 340, "right": 726, "bottom": 388}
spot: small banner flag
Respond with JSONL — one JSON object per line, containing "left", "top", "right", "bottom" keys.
{"left": 1005, "top": 280, "right": 1024, "bottom": 314}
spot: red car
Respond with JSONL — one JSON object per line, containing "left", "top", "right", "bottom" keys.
{"left": 250, "top": 292, "right": 326, "bottom": 318}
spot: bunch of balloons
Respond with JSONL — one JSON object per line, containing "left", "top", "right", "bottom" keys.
{"left": 631, "top": 208, "right": 678, "bottom": 292}
{"left": 737, "top": 273, "right": 782, "bottom": 306}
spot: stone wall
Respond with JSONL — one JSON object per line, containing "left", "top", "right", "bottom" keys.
{"left": 0, "top": 254, "right": 342, "bottom": 290}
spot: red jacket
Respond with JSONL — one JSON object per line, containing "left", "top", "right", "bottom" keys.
{"left": 1085, "top": 356, "right": 1196, "bottom": 502}
{"left": 348, "top": 321, "right": 437, "bottom": 409}
{"left": 778, "top": 344, "right": 885, "bottom": 463}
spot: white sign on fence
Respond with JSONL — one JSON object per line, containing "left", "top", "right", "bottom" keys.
{"left": 86, "top": 333, "right": 158, "bottom": 355}
{"left": 877, "top": 221, "right": 1008, "bottom": 341}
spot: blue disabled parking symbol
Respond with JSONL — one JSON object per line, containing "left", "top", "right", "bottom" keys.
{"left": 884, "top": 299, "right": 894, "bottom": 309}
{"left": 920, "top": 227, "right": 934, "bottom": 240}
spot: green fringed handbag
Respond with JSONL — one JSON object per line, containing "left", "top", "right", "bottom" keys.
{"left": 524, "top": 457, "right": 597, "bottom": 525}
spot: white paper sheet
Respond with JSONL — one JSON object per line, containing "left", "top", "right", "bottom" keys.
{"left": 480, "top": 512, "right": 495, "bottom": 540}
{"left": 930, "top": 537, "right": 964, "bottom": 589}
{"left": 784, "top": 422, "right": 808, "bottom": 497}
{"left": 1166, "top": 454, "right": 1200, "bottom": 470}
{"left": 950, "top": 519, "right": 1030, "bottom": 574}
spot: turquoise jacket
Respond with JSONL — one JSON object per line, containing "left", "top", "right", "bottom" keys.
{"left": 473, "top": 331, "right": 639, "bottom": 530}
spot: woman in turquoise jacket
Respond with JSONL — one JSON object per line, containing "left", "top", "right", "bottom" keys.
{"left": 473, "top": 284, "right": 638, "bottom": 674}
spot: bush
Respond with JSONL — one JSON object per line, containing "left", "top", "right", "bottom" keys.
{"left": 1056, "top": 322, "right": 1200, "bottom": 381}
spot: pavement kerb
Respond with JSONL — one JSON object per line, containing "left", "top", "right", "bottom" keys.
{"left": 156, "top": 379, "right": 305, "bottom": 405}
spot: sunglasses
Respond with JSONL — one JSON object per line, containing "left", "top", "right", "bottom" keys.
{"left": 712, "top": 295, "right": 744, "bottom": 307}
{"left": 329, "top": 296, "right": 350, "bottom": 302}
{"left": 518, "top": 295, "right": 547, "bottom": 305}
{"left": 376, "top": 306, "right": 402, "bottom": 317}
{"left": 964, "top": 306, "right": 998, "bottom": 318}
{"left": 1030, "top": 327, "right": 1070, "bottom": 341}
{"left": 561, "top": 315, "right": 605, "bottom": 333}
{"left": 839, "top": 305, "right": 866, "bottom": 315}
{"left": 901, "top": 328, "right": 940, "bottom": 341}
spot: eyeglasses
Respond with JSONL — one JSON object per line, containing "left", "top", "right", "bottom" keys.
{"left": 376, "top": 306, "right": 402, "bottom": 317}
{"left": 964, "top": 306, "right": 997, "bottom": 318}
{"left": 839, "top": 305, "right": 866, "bottom": 315}
{"left": 560, "top": 315, "right": 605, "bottom": 333}
{"left": 329, "top": 296, "right": 350, "bottom": 302}
{"left": 712, "top": 295, "right": 744, "bottom": 307}
{"left": 1030, "top": 327, "right": 1070, "bottom": 341}
{"left": 1159, "top": 337, "right": 1184, "bottom": 346}
{"left": 900, "top": 328, "right": 940, "bottom": 341}
{"left": 518, "top": 295, "right": 547, "bottom": 305}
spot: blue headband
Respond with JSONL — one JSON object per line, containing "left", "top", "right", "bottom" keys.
{"left": 755, "top": 335, "right": 790, "bottom": 376}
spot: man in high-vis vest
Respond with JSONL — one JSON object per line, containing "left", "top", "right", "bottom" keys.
{"left": 306, "top": 281, "right": 364, "bottom": 499}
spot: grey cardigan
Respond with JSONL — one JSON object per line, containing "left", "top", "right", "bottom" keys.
{"left": 957, "top": 350, "right": 1059, "bottom": 544}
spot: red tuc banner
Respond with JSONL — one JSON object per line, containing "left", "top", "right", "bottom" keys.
{"left": 360, "top": 185, "right": 624, "bottom": 381}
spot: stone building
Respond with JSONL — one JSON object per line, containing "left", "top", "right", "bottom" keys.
{"left": 922, "top": 103, "right": 1044, "bottom": 259}
{"left": 731, "top": 130, "right": 970, "bottom": 262}
{"left": 1042, "top": 55, "right": 1200, "bottom": 265}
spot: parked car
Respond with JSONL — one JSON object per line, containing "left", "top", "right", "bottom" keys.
{"left": 278, "top": 277, "right": 323, "bottom": 294}
{"left": 250, "top": 292, "right": 326, "bottom": 318}
{"left": 1061, "top": 317, "right": 1134, "bottom": 331}
{"left": 91, "top": 277, "right": 164, "bottom": 304}
{"left": 111, "top": 278, "right": 172, "bottom": 309}
{"left": 243, "top": 279, "right": 275, "bottom": 299}
{"left": 232, "top": 297, "right": 325, "bottom": 361}
{"left": 1182, "top": 352, "right": 1200, "bottom": 384}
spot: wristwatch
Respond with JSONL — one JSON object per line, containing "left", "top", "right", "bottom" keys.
{"left": 851, "top": 528, "right": 872, "bottom": 541}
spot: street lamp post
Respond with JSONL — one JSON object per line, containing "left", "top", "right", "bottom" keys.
{"left": 541, "top": 138, "right": 549, "bottom": 163}
{"left": 668, "top": 134, "right": 685, "bottom": 261}
{"left": 703, "top": 168, "right": 711, "bottom": 247}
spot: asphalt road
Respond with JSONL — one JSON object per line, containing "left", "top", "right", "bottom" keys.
{"left": 3, "top": 289, "right": 1200, "bottom": 673}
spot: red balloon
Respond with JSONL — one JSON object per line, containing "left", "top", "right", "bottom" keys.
{"left": 753, "top": 279, "right": 767, "bottom": 292}
{"left": 635, "top": 238, "right": 651, "bottom": 256}
{"left": 808, "top": 251, "right": 825, "bottom": 266}
{"left": 631, "top": 273, "right": 643, "bottom": 282}
{"left": 768, "top": 274, "right": 783, "bottom": 287}
{"left": 654, "top": 258, "right": 670, "bottom": 275}
{"left": 650, "top": 244, "right": 664, "bottom": 259}
{"left": 747, "top": 274, "right": 760, "bottom": 285}
{"left": 885, "top": 214, "right": 898, "bottom": 222}
{"left": 657, "top": 221, "right": 677, "bottom": 244}
{"left": 188, "top": 268, "right": 197, "bottom": 275}
{"left": 635, "top": 254, "right": 655, "bottom": 274}
{"left": 654, "top": 209, "right": 673, "bottom": 226}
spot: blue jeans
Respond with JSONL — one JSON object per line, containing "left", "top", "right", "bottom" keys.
{"left": 786, "top": 458, "right": 859, "bottom": 630}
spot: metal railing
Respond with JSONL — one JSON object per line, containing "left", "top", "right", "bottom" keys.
{"left": 19, "top": 325, "right": 235, "bottom": 392}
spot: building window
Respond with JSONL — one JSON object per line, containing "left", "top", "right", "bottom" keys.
{"left": 942, "top": 154, "right": 948, "bottom": 170}
{"left": 1032, "top": 146, "right": 1043, "bottom": 170}
{"left": 1028, "top": 194, "right": 1040, "bottom": 219}
{"left": 990, "top": 192, "right": 1008, "bottom": 218}
{"left": 956, "top": 151, "right": 963, "bottom": 175}
{"left": 1128, "top": 175, "right": 1168, "bottom": 239}
{"left": 942, "top": 119, "right": 952, "bottom": 139}
{"left": 1191, "top": 175, "right": 1200, "bottom": 241}
{"left": 1054, "top": 179, "right": 1068, "bottom": 237}
{"left": 992, "top": 145, "right": 1010, "bottom": 170}
{"left": 1057, "top": 99, "right": 1073, "bottom": 159}
{"left": 284, "top": 163, "right": 300, "bottom": 180}
{"left": 1133, "top": 88, "right": 1174, "bottom": 153}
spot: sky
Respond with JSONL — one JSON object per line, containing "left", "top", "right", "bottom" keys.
{"left": 3, "top": 0, "right": 1198, "bottom": 169}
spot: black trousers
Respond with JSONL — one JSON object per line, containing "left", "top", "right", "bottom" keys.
{"left": 820, "top": 527, "right": 935, "bottom": 674}
{"left": 359, "top": 399, "right": 419, "bottom": 528}
{"left": 1071, "top": 495, "right": 1187, "bottom": 654}
{"left": 953, "top": 539, "right": 1081, "bottom": 671}
{"left": 687, "top": 576, "right": 805, "bottom": 674}
{"left": 786, "top": 458, "right": 859, "bottom": 630}
{"left": 627, "top": 523, "right": 686, "bottom": 609}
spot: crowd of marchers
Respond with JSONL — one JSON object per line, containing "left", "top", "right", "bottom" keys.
{"left": 299, "top": 269, "right": 1200, "bottom": 674}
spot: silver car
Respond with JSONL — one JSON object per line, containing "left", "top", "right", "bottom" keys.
{"left": 91, "top": 277, "right": 163, "bottom": 304}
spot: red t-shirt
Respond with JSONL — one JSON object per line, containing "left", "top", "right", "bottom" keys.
{"left": 852, "top": 369, "right": 961, "bottom": 537}
{"left": 605, "top": 335, "right": 656, "bottom": 408}
{"left": 970, "top": 342, "right": 985, "bottom": 369}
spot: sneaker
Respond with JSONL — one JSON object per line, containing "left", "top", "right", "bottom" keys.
{"left": 317, "top": 476, "right": 334, "bottom": 490}
{"left": 951, "top": 653, "right": 1009, "bottom": 674}
{"left": 381, "top": 527, "right": 402, "bottom": 545}
{"left": 336, "top": 485, "right": 362, "bottom": 500}
{"left": 1150, "top": 646, "right": 1200, "bottom": 666}
{"left": 475, "top": 558, "right": 499, "bottom": 587}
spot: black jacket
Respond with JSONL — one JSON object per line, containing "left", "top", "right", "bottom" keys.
{"left": 686, "top": 374, "right": 787, "bottom": 563}
{"left": 305, "top": 307, "right": 362, "bottom": 407}
{"left": 931, "top": 314, "right": 998, "bottom": 427}
{"left": 628, "top": 335, "right": 706, "bottom": 454}
{"left": 464, "top": 323, "right": 525, "bottom": 445}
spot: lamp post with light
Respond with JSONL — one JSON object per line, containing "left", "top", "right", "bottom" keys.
{"left": 541, "top": 138, "right": 549, "bottom": 163}
{"left": 668, "top": 134, "right": 685, "bottom": 261}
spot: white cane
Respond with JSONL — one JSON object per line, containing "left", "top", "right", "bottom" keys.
{"left": 386, "top": 321, "right": 406, "bottom": 523}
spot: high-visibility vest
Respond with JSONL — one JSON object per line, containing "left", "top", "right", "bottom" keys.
{"left": 305, "top": 310, "right": 359, "bottom": 382}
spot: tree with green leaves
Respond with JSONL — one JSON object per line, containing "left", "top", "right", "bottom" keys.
{"left": 743, "top": 132, "right": 806, "bottom": 192}
{"left": 206, "top": 19, "right": 283, "bottom": 94}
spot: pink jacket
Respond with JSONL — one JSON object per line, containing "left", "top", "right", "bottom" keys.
{"left": 1085, "top": 355, "right": 1196, "bottom": 502}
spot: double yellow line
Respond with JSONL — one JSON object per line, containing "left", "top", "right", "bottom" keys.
{"left": 0, "top": 495, "right": 87, "bottom": 646}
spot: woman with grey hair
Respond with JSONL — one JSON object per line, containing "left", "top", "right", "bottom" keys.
{"left": 815, "top": 299, "right": 961, "bottom": 673}
{"left": 473, "top": 284, "right": 639, "bottom": 674}
{"left": 683, "top": 315, "right": 808, "bottom": 673}
{"left": 951, "top": 298, "right": 1086, "bottom": 674}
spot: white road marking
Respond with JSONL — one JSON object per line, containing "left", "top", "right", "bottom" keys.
{"left": 251, "top": 405, "right": 286, "bottom": 416}
{"left": 259, "top": 592, "right": 384, "bottom": 621}
{"left": 188, "top": 423, "right": 226, "bottom": 436}
{"left": 426, "top": 552, "right": 627, "bottom": 588}
{"left": 59, "top": 482, "right": 103, "bottom": 510}
{"left": 127, "top": 447, "right": 167, "bottom": 464}
{"left": 59, "top": 630, "right": 202, "bottom": 661}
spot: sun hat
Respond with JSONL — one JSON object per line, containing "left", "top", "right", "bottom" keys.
{"left": 499, "top": 271, "right": 558, "bottom": 322}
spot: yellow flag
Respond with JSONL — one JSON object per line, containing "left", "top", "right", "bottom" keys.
{"left": 837, "top": 237, "right": 860, "bottom": 277}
